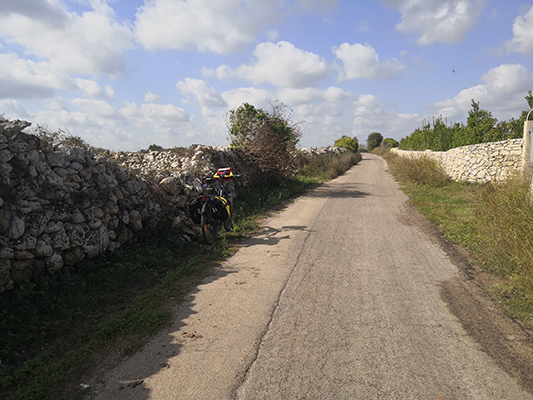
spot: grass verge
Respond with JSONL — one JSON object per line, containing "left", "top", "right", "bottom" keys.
{"left": 376, "top": 149, "right": 533, "bottom": 328}
{"left": 0, "top": 152, "right": 361, "bottom": 400}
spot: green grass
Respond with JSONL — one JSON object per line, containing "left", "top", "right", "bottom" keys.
{"left": 378, "top": 149, "right": 533, "bottom": 328}
{"left": 1, "top": 152, "right": 359, "bottom": 400}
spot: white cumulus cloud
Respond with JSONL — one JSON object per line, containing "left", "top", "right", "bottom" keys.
{"left": 383, "top": 0, "right": 485, "bottom": 45}
{"left": 135, "top": 0, "right": 279, "bottom": 54}
{"left": 333, "top": 43, "right": 405, "bottom": 80}
{"left": 216, "top": 41, "right": 330, "bottom": 88}
{"left": 503, "top": 6, "right": 533, "bottom": 56}
{"left": 75, "top": 79, "right": 115, "bottom": 100}
{"left": 0, "top": 0, "right": 134, "bottom": 75}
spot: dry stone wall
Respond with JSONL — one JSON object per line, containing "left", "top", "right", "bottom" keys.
{"left": 391, "top": 139, "right": 524, "bottom": 183}
{"left": 0, "top": 117, "right": 254, "bottom": 292}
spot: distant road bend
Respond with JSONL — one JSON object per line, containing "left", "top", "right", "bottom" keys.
{"left": 88, "top": 153, "right": 533, "bottom": 400}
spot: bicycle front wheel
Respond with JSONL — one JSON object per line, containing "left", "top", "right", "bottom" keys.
{"left": 201, "top": 203, "right": 217, "bottom": 245}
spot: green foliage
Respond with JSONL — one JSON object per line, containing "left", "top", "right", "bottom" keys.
{"left": 400, "top": 92, "right": 533, "bottom": 151}
{"left": 227, "top": 102, "right": 301, "bottom": 184}
{"left": 385, "top": 153, "right": 450, "bottom": 187}
{"left": 382, "top": 138, "right": 399, "bottom": 148}
{"left": 400, "top": 116, "right": 462, "bottom": 151}
{"left": 148, "top": 144, "right": 165, "bottom": 152}
{"left": 298, "top": 152, "right": 362, "bottom": 182}
{"left": 366, "top": 132, "right": 383, "bottom": 150}
{"left": 334, "top": 136, "right": 359, "bottom": 153}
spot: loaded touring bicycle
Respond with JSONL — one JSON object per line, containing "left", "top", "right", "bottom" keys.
{"left": 187, "top": 167, "right": 238, "bottom": 245}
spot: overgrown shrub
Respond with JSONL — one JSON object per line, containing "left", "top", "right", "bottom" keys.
{"left": 227, "top": 102, "right": 301, "bottom": 185}
{"left": 367, "top": 132, "right": 383, "bottom": 151}
{"left": 385, "top": 152, "right": 450, "bottom": 187}
{"left": 29, "top": 125, "right": 94, "bottom": 152}
{"left": 382, "top": 138, "right": 399, "bottom": 148}
{"left": 334, "top": 136, "right": 359, "bottom": 153}
{"left": 298, "top": 152, "right": 361, "bottom": 182}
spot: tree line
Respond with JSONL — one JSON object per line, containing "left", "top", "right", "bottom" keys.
{"left": 399, "top": 91, "right": 533, "bottom": 151}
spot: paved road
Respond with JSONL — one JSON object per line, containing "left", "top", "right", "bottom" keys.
{"left": 87, "top": 153, "right": 533, "bottom": 400}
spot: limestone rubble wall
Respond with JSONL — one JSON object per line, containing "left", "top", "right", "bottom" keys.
{"left": 0, "top": 116, "right": 348, "bottom": 292}
{"left": 391, "top": 138, "right": 524, "bottom": 183}
{"left": 0, "top": 117, "right": 255, "bottom": 292}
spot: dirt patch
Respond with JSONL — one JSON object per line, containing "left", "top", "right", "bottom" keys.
{"left": 401, "top": 199, "right": 533, "bottom": 394}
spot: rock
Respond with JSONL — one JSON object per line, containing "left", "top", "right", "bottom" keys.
{"left": 0, "top": 247, "right": 14, "bottom": 259}
{"left": 51, "top": 228, "right": 70, "bottom": 250}
{"left": 45, "top": 253, "right": 64, "bottom": 273}
{"left": 0, "top": 149, "right": 13, "bottom": 163}
{"left": 44, "top": 221, "right": 63, "bottom": 234}
{"left": 70, "top": 208, "right": 85, "bottom": 224}
{"left": 160, "top": 176, "right": 182, "bottom": 194}
{"left": 10, "top": 216, "right": 25, "bottom": 239}
{"left": 47, "top": 151, "right": 65, "bottom": 167}
{"left": 35, "top": 240, "right": 53, "bottom": 257}
{"left": 83, "top": 225, "right": 109, "bottom": 258}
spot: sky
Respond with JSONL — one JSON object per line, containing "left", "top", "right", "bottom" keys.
{"left": 1, "top": 0, "right": 533, "bottom": 152}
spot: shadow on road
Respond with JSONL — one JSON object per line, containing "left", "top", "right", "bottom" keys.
{"left": 304, "top": 183, "right": 369, "bottom": 199}
{"left": 86, "top": 266, "right": 237, "bottom": 399}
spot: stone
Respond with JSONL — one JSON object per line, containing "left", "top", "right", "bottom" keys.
{"left": 83, "top": 225, "right": 109, "bottom": 258}
{"left": 0, "top": 247, "right": 14, "bottom": 259}
{"left": 51, "top": 202, "right": 72, "bottom": 221}
{"left": 65, "top": 224, "right": 86, "bottom": 247}
{"left": 44, "top": 221, "right": 63, "bottom": 234}
{"left": 35, "top": 240, "right": 53, "bottom": 257}
{"left": 87, "top": 218, "right": 102, "bottom": 229}
{"left": 46, "top": 253, "right": 64, "bottom": 273}
{"left": 13, "top": 250, "right": 34, "bottom": 260}
{"left": 160, "top": 176, "right": 182, "bottom": 194}
{"left": 47, "top": 151, "right": 65, "bottom": 167}
{"left": 45, "top": 170, "right": 64, "bottom": 186}
{"left": 70, "top": 208, "right": 85, "bottom": 224}
{"left": 0, "top": 149, "right": 13, "bottom": 163}
{"left": 11, "top": 216, "right": 25, "bottom": 239}
{"left": 51, "top": 228, "right": 70, "bottom": 250}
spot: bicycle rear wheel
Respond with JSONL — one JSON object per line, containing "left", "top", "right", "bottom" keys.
{"left": 223, "top": 198, "right": 233, "bottom": 231}
{"left": 201, "top": 203, "right": 217, "bottom": 245}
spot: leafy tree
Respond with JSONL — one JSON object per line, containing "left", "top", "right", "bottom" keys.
{"left": 148, "top": 144, "right": 164, "bottom": 151}
{"left": 367, "top": 132, "right": 383, "bottom": 150}
{"left": 382, "top": 138, "right": 399, "bottom": 148}
{"left": 453, "top": 100, "right": 499, "bottom": 147}
{"left": 227, "top": 102, "right": 301, "bottom": 183}
{"left": 334, "top": 136, "right": 359, "bottom": 153}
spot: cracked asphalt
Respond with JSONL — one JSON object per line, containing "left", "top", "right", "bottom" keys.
{"left": 86, "top": 153, "right": 533, "bottom": 400}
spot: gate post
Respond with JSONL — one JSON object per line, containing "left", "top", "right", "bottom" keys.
{"left": 523, "top": 119, "right": 533, "bottom": 172}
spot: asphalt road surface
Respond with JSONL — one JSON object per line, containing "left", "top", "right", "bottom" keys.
{"left": 86, "top": 153, "right": 533, "bottom": 400}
